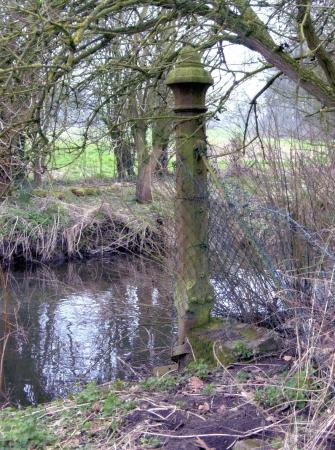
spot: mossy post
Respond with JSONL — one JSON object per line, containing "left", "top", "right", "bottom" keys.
{"left": 166, "top": 46, "right": 214, "bottom": 357}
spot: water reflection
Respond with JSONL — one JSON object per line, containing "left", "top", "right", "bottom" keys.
{"left": 0, "top": 256, "right": 175, "bottom": 405}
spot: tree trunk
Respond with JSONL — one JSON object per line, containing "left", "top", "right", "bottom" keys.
{"left": 33, "top": 162, "right": 43, "bottom": 186}
{"left": 152, "top": 118, "right": 170, "bottom": 176}
{"left": 0, "top": 152, "right": 11, "bottom": 198}
{"left": 110, "top": 126, "right": 135, "bottom": 181}
{"left": 12, "top": 133, "right": 26, "bottom": 184}
{"left": 0, "top": 130, "right": 28, "bottom": 195}
{"left": 135, "top": 120, "right": 171, "bottom": 202}
{"left": 116, "top": 141, "right": 135, "bottom": 181}
{"left": 134, "top": 122, "right": 153, "bottom": 203}
{"left": 136, "top": 161, "right": 152, "bottom": 203}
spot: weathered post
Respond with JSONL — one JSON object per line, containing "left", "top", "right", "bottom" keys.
{"left": 166, "top": 46, "right": 214, "bottom": 360}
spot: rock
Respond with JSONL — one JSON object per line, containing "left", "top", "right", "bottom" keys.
{"left": 233, "top": 438, "right": 269, "bottom": 449}
{"left": 171, "top": 343, "right": 191, "bottom": 362}
{"left": 152, "top": 364, "right": 178, "bottom": 377}
{"left": 188, "top": 318, "right": 281, "bottom": 367}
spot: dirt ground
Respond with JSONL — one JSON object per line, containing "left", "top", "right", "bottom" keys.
{"left": 116, "top": 357, "right": 289, "bottom": 449}
{"left": 2, "top": 352, "right": 335, "bottom": 449}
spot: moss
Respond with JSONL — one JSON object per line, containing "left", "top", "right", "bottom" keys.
{"left": 153, "top": 364, "right": 178, "bottom": 377}
{"left": 32, "top": 188, "right": 49, "bottom": 198}
{"left": 188, "top": 319, "right": 236, "bottom": 367}
{"left": 32, "top": 188, "right": 65, "bottom": 200}
{"left": 166, "top": 46, "right": 213, "bottom": 86}
{"left": 71, "top": 187, "right": 100, "bottom": 197}
{"left": 238, "top": 326, "right": 260, "bottom": 341}
{"left": 256, "top": 335, "right": 279, "bottom": 353}
{"left": 186, "top": 319, "right": 281, "bottom": 367}
{"left": 206, "top": 317, "right": 224, "bottom": 330}
{"left": 54, "top": 191, "right": 65, "bottom": 200}
{"left": 215, "top": 344, "right": 236, "bottom": 366}
{"left": 188, "top": 330, "right": 216, "bottom": 366}
{"left": 192, "top": 303, "right": 212, "bottom": 328}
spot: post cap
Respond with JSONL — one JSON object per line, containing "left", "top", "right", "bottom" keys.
{"left": 166, "top": 46, "right": 213, "bottom": 87}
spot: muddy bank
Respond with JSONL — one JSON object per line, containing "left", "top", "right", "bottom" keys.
{"left": 0, "top": 183, "right": 173, "bottom": 268}
{"left": 0, "top": 360, "right": 279, "bottom": 450}
{"left": 2, "top": 351, "right": 332, "bottom": 450}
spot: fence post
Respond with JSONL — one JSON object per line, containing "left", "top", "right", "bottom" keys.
{"left": 166, "top": 46, "right": 214, "bottom": 356}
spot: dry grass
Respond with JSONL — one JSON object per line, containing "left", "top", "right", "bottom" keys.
{"left": 0, "top": 182, "right": 174, "bottom": 266}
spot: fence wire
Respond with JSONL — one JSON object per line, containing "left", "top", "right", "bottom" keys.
{"left": 156, "top": 151, "right": 335, "bottom": 326}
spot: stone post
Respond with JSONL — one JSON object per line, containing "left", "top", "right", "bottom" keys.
{"left": 166, "top": 46, "right": 214, "bottom": 357}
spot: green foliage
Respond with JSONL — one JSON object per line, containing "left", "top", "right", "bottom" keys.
{"left": 233, "top": 341, "right": 253, "bottom": 360}
{"left": 139, "top": 436, "right": 162, "bottom": 448}
{"left": 254, "top": 370, "right": 319, "bottom": 409}
{"left": 29, "top": 203, "right": 68, "bottom": 226}
{"left": 271, "top": 437, "right": 283, "bottom": 449}
{"left": 81, "top": 421, "right": 92, "bottom": 431}
{"left": 175, "top": 400, "right": 186, "bottom": 408}
{"left": 184, "top": 359, "right": 210, "bottom": 379}
{"left": 111, "top": 379, "right": 126, "bottom": 390}
{"left": 103, "top": 393, "right": 136, "bottom": 416}
{"left": 149, "top": 203, "right": 164, "bottom": 215}
{"left": 139, "top": 376, "right": 176, "bottom": 392}
{"left": 1, "top": 202, "right": 70, "bottom": 236}
{"left": 76, "top": 381, "right": 101, "bottom": 404}
{"left": 254, "top": 385, "right": 283, "bottom": 408}
{"left": 284, "top": 370, "right": 316, "bottom": 409}
{"left": 202, "top": 383, "right": 215, "bottom": 395}
{"left": 17, "top": 189, "right": 33, "bottom": 204}
{"left": 0, "top": 410, "right": 56, "bottom": 449}
{"left": 236, "top": 370, "right": 250, "bottom": 382}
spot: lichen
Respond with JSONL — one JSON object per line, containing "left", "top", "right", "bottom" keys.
{"left": 166, "top": 46, "right": 213, "bottom": 86}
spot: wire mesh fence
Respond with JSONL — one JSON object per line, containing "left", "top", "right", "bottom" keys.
{"left": 156, "top": 146, "right": 335, "bottom": 329}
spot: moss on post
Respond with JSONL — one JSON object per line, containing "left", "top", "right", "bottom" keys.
{"left": 166, "top": 46, "right": 214, "bottom": 346}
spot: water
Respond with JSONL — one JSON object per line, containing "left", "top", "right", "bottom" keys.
{"left": 0, "top": 256, "right": 175, "bottom": 406}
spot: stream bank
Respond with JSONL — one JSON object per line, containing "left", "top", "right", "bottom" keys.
{"left": 0, "top": 181, "right": 173, "bottom": 268}
{"left": 1, "top": 350, "right": 326, "bottom": 450}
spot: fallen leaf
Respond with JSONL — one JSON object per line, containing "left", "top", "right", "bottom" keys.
{"left": 266, "top": 415, "right": 276, "bottom": 422}
{"left": 188, "top": 376, "right": 204, "bottom": 392}
{"left": 92, "top": 401, "right": 101, "bottom": 413}
{"left": 217, "top": 404, "right": 226, "bottom": 415}
{"left": 198, "top": 402, "right": 210, "bottom": 413}
{"left": 129, "top": 385, "right": 140, "bottom": 393}
{"left": 194, "top": 436, "right": 216, "bottom": 450}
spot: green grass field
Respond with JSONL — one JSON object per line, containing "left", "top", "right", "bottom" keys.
{"left": 49, "top": 143, "right": 117, "bottom": 180}
{"left": 47, "top": 128, "right": 324, "bottom": 183}
{"left": 48, "top": 129, "right": 230, "bottom": 181}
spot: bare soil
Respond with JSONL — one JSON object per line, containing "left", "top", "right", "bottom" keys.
{"left": 119, "top": 357, "right": 288, "bottom": 449}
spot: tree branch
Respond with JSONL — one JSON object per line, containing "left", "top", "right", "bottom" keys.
{"left": 297, "top": 0, "right": 335, "bottom": 91}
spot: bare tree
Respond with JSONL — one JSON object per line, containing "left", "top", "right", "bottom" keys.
{"left": 1, "top": 1, "right": 334, "bottom": 197}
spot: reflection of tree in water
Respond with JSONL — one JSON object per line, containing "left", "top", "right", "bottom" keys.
{"left": 0, "top": 255, "right": 174, "bottom": 405}
{"left": 0, "top": 272, "right": 51, "bottom": 405}
{"left": 0, "top": 268, "right": 10, "bottom": 401}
